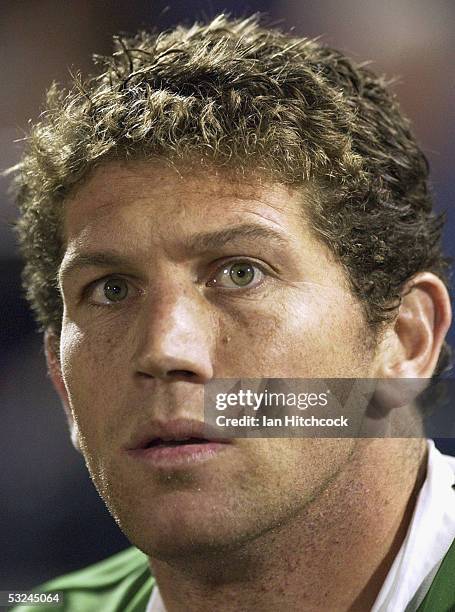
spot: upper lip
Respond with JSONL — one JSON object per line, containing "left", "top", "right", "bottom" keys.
{"left": 126, "top": 418, "right": 232, "bottom": 450}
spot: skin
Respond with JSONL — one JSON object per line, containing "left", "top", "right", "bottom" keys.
{"left": 46, "top": 159, "right": 451, "bottom": 611}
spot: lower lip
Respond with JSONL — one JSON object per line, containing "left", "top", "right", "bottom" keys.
{"left": 127, "top": 442, "right": 231, "bottom": 468}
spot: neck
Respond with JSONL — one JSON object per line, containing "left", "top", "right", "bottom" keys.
{"left": 148, "top": 439, "right": 427, "bottom": 612}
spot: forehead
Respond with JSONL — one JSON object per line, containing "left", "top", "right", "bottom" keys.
{"left": 63, "top": 159, "right": 311, "bottom": 243}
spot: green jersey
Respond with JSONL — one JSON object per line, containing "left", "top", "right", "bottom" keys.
{"left": 10, "top": 547, "right": 152, "bottom": 612}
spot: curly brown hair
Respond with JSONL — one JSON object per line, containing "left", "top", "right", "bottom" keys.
{"left": 11, "top": 14, "right": 452, "bottom": 375}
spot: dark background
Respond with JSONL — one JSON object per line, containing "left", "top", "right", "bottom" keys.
{"left": 1, "top": 0, "right": 454, "bottom": 590}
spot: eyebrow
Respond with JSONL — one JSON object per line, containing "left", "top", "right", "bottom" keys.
{"left": 183, "top": 223, "right": 290, "bottom": 253}
{"left": 58, "top": 223, "right": 290, "bottom": 284}
{"left": 58, "top": 251, "right": 133, "bottom": 286}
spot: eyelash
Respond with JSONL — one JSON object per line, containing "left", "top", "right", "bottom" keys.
{"left": 83, "top": 258, "right": 272, "bottom": 308}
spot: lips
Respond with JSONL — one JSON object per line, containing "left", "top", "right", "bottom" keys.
{"left": 143, "top": 437, "right": 212, "bottom": 448}
{"left": 127, "top": 418, "right": 232, "bottom": 451}
{"left": 125, "top": 419, "right": 232, "bottom": 468}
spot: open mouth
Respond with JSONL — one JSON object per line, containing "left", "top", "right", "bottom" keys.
{"left": 126, "top": 420, "right": 233, "bottom": 466}
{"left": 128, "top": 432, "right": 231, "bottom": 467}
{"left": 144, "top": 437, "right": 212, "bottom": 448}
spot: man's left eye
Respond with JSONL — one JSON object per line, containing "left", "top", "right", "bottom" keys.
{"left": 207, "top": 261, "right": 265, "bottom": 289}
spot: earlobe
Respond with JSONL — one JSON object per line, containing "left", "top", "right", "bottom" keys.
{"left": 381, "top": 272, "right": 452, "bottom": 378}
{"left": 44, "top": 329, "right": 81, "bottom": 452}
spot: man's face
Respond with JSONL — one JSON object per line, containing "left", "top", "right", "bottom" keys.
{"left": 56, "top": 160, "right": 377, "bottom": 559}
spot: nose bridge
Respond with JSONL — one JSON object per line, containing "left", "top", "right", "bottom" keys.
{"left": 133, "top": 276, "right": 214, "bottom": 381}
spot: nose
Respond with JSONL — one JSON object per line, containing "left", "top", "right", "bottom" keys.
{"left": 132, "top": 284, "right": 214, "bottom": 383}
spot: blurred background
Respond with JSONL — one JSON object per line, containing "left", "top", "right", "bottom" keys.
{"left": 1, "top": 0, "right": 454, "bottom": 591}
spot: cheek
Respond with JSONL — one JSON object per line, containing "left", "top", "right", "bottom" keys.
{"left": 215, "top": 304, "right": 283, "bottom": 376}
{"left": 221, "top": 286, "right": 363, "bottom": 378}
{"left": 61, "top": 315, "right": 131, "bottom": 375}
{"left": 60, "top": 319, "right": 131, "bottom": 436}
{"left": 217, "top": 289, "right": 369, "bottom": 377}
{"left": 284, "top": 299, "right": 369, "bottom": 376}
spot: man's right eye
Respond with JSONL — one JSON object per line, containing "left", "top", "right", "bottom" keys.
{"left": 86, "top": 277, "right": 131, "bottom": 306}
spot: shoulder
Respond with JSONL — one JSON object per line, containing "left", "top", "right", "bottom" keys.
{"left": 10, "top": 547, "right": 154, "bottom": 612}
{"left": 42, "top": 546, "right": 151, "bottom": 589}
{"left": 417, "top": 536, "right": 455, "bottom": 611}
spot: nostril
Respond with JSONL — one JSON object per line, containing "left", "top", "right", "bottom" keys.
{"left": 168, "top": 370, "right": 195, "bottom": 379}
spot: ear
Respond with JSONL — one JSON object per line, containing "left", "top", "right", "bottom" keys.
{"left": 376, "top": 272, "right": 452, "bottom": 378}
{"left": 44, "top": 329, "right": 81, "bottom": 452}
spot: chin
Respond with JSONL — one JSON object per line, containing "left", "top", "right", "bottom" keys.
{"left": 123, "top": 519, "right": 256, "bottom": 562}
